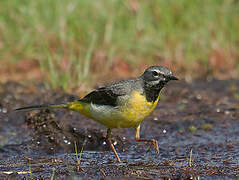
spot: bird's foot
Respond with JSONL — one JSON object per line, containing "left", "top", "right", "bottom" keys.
{"left": 136, "top": 138, "right": 159, "bottom": 154}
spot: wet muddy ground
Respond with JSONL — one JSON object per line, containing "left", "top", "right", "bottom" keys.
{"left": 0, "top": 79, "right": 239, "bottom": 179}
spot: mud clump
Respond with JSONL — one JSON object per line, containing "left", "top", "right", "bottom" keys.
{"left": 24, "top": 109, "right": 126, "bottom": 154}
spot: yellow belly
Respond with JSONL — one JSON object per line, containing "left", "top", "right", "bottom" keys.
{"left": 119, "top": 91, "right": 159, "bottom": 128}
{"left": 67, "top": 91, "right": 159, "bottom": 129}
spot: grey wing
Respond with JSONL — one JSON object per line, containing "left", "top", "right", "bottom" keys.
{"left": 79, "top": 81, "right": 130, "bottom": 107}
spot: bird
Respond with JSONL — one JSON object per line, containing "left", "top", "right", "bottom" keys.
{"left": 15, "top": 66, "right": 178, "bottom": 163}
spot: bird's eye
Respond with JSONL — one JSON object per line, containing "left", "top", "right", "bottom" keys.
{"left": 152, "top": 71, "right": 159, "bottom": 77}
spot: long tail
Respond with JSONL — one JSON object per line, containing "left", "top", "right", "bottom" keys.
{"left": 14, "top": 101, "right": 90, "bottom": 117}
{"left": 14, "top": 103, "right": 68, "bottom": 112}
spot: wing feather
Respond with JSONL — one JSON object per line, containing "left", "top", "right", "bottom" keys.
{"left": 79, "top": 82, "right": 129, "bottom": 107}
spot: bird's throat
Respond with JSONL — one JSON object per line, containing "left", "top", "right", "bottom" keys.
{"left": 144, "top": 88, "right": 161, "bottom": 103}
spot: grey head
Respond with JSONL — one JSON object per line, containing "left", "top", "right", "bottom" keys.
{"left": 141, "top": 66, "right": 178, "bottom": 90}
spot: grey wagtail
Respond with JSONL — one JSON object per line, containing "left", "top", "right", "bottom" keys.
{"left": 15, "top": 66, "right": 178, "bottom": 162}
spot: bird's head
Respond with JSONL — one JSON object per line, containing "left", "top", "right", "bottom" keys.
{"left": 141, "top": 66, "right": 178, "bottom": 89}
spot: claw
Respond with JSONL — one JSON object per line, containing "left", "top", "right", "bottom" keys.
{"left": 136, "top": 138, "right": 159, "bottom": 153}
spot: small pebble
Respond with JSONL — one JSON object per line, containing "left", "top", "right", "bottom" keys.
{"left": 50, "top": 114, "right": 55, "bottom": 118}
{"left": 50, "top": 136, "right": 54, "bottom": 140}
{"left": 88, "top": 135, "right": 92, "bottom": 138}
{"left": 227, "top": 144, "right": 233, "bottom": 148}
{"left": 163, "top": 129, "right": 167, "bottom": 134}
{"left": 2, "top": 108, "right": 7, "bottom": 113}
{"left": 153, "top": 117, "right": 158, "bottom": 121}
{"left": 196, "top": 94, "right": 202, "bottom": 100}
{"left": 189, "top": 125, "right": 197, "bottom": 133}
{"left": 224, "top": 110, "right": 230, "bottom": 115}
{"left": 185, "top": 75, "right": 192, "bottom": 83}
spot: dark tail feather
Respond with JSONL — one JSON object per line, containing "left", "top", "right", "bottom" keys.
{"left": 14, "top": 104, "right": 68, "bottom": 112}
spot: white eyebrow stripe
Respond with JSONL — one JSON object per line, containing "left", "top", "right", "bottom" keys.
{"left": 157, "top": 70, "right": 172, "bottom": 75}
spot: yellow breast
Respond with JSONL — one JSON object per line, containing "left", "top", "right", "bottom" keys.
{"left": 120, "top": 90, "right": 159, "bottom": 128}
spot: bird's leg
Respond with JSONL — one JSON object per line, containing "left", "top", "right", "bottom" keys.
{"left": 135, "top": 124, "right": 159, "bottom": 153}
{"left": 106, "top": 128, "right": 121, "bottom": 162}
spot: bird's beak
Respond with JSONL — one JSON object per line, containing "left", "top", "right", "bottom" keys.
{"left": 168, "top": 75, "right": 178, "bottom": 81}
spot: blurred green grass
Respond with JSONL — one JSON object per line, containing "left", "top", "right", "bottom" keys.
{"left": 0, "top": 0, "right": 238, "bottom": 89}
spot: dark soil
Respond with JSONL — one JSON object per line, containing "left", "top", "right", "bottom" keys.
{"left": 0, "top": 79, "right": 239, "bottom": 179}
